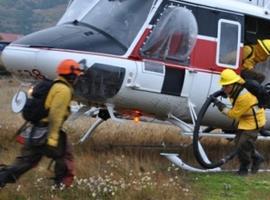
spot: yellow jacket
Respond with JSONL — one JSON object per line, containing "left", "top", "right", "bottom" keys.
{"left": 223, "top": 88, "right": 266, "bottom": 130}
{"left": 44, "top": 76, "right": 73, "bottom": 146}
{"left": 242, "top": 44, "right": 268, "bottom": 70}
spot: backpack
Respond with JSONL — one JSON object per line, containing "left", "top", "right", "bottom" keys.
{"left": 22, "top": 79, "right": 65, "bottom": 124}
{"left": 243, "top": 79, "right": 270, "bottom": 109}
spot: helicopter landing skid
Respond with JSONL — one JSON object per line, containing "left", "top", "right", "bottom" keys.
{"left": 161, "top": 153, "right": 221, "bottom": 172}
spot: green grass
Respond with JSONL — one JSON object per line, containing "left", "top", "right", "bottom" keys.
{"left": 2, "top": 166, "right": 270, "bottom": 200}
{"left": 191, "top": 172, "right": 270, "bottom": 200}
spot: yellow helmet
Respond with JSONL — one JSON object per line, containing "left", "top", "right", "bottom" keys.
{"left": 219, "top": 69, "right": 241, "bottom": 86}
{"left": 257, "top": 39, "right": 270, "bottom": 55}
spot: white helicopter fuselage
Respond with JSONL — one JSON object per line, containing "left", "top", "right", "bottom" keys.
{"left": 2, "top": 0, "right": 270, "bottom": 131}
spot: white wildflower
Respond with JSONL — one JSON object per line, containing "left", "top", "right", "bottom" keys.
{"left": 121, "top": 183, "right": 125, "bottom": 189}
{"left": 16, "top": 185, "right": 21, "bottom": 192}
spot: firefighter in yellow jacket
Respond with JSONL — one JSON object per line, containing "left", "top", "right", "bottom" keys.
{"left": 0, "top": 59, "right": 82, "bottom": 187}
{"left": 241, "top": 39, "right": 270, "bottom": 83}
{"left": 214, "top": 69, "right": 265, "bottom": 175}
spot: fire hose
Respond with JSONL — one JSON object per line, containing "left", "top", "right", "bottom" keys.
{"left": 193, "top": 90, "right": 238, "bottom": 169}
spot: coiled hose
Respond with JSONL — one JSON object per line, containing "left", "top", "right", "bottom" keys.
{"left": 193, "top": 90, "right": 238, "bottom": 169}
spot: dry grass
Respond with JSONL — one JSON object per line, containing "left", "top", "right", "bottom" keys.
{"left": 0, "top": 77, "right": 196, "bottom": 199}
{"left": 0, "top": 77, "right": 270, "bottom": 199}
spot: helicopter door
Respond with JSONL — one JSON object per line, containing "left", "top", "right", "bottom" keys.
{"left": 181, "top": 70, "right": 212, "bottom": 109}
{"left": 133, "top": 5, "right": 198, "bottom": 94}
{"left": 140, "top": 6, "right": 198, "bottom": 65}
{"left": 132, "top": 60, "right": 165, "bottom": 93}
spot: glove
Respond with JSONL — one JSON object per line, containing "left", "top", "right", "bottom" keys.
{"left": 46, "top": 138, "right": 61, "bottom": 158}
{"left": 47, "top": 135, "right": 59, "bottom": 147}
{"left": 220, "top": 90, "right": 227, "bottom": 98}
{"left": 212, "top": 98, "right": 226, "bottom": 112}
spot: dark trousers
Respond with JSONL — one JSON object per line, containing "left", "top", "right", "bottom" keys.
{"left": 234, "top": 130, "right": 260, "bottom": 169}
{"left": 0, "top": 131, "right": 74, "bottom": 186}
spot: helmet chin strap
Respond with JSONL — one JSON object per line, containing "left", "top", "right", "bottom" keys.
{"left": 229, "top": 83, "right": 243, "bottom": 101}
{"left": 71, "top": 75, "right": 80, "bottom": 86}
{"left": 229, "top": 83, "right": 237, "bottom": 96}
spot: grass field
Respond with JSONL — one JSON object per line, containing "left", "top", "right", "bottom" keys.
{"left": 1, "top": 77, "right": 270, "bottom": 200}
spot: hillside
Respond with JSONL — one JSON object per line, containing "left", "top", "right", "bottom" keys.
{"left": 0, "top": 0, "right": 69, "bottom": 35}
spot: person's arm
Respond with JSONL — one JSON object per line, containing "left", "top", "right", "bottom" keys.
{"left": 223, "top": 93, "right": 254, "bottom": 119}
{"left": 242, "top": 45, "right": 256, "bottom": 70}
{"left": 47, "top": 84, "right": 72, "bottom": 147}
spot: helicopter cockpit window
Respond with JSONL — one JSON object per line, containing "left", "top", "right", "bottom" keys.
{"left": 216, "top": 19, "right": 241, "bottom": 69}
{"left": 141, "top": 6, "right": 198, "bottom": 64}
{"left": 80, "top": 0, "right": 155, "bottom": 48}
{"left": 57, "top": 0, "right": 91, "bottom": 25}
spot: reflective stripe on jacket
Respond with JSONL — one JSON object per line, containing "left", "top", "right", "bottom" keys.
{"left": 224, "top": 88, "right": 266, "bottom": 130}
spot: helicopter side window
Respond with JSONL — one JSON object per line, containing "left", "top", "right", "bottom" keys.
{"left": 141, "top": 6, "right": 198, "bottom": 64}
{"left": 216, "top": 19, "right": 241, "bottom": 69}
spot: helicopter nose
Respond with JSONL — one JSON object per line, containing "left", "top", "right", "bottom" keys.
{"left": 1, "top": 45, "right": 40, "bottom": 80}
{"left": 0, "top": 42, "right": 10, "bottom": 75}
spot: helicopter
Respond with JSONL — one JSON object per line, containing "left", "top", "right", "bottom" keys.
{"left": 1, "top": 0, "right": 270, "bottom": 172}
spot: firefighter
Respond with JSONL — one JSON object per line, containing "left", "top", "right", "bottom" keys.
{"left": 214, "top": 69, "right": 265, "bottom": 175}
{"left": 0, "top": 59, "right": 82, "bottom": 187}
{"left": 241, "top": 39, "right": 270, "bottom": 83}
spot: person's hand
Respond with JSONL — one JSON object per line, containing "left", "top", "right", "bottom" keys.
{"left": 45, "top": 132, "right": 64, "bottom": 158}
{"left": 212, "top": 98, "right": 226, "bottom": 112}
{"left": 47, "top": 136, "right": 58, "bottom": 147}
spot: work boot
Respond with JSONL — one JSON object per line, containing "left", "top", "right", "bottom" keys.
{"left": 251, "top": 154, "right": 264, "bottom": 174}
{"left": 236, "top": 165, "right": 248, "bottom": 176}
{"left": 0, "top": 170, "right": 16, "bottom": 188}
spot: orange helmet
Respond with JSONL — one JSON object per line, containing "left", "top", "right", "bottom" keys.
{"left": 56, "top": 59, "right": 81, "bottom": 76}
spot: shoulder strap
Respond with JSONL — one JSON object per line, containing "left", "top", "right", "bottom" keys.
{"left": 52, "top": 79, "right": 68, "bottom": 87}
{"left": 44, "top": 79, "right": 70, "bottom": 108}
{"left": 233, "top": 85, "right": 260, "bottom": 130}
{"left": 47, "top": 79, "right": 70, "bottom": 93}
{"left": 251, "top": 105, "right": 259, "bottom": 130}
{"left": 231, "top": 85, "right": 244, "bottom": 106}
